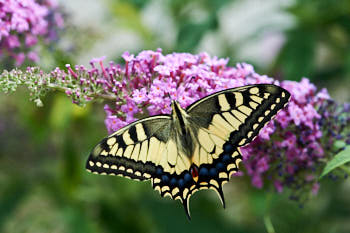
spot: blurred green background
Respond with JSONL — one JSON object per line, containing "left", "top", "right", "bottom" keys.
{"left": 1, "top": 0, "right": 350, "bottom": 232}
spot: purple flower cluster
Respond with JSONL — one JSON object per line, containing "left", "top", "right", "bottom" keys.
{"left": 241, "top": 79, "right": 329, "bottom": 195}
{"left": 104, "top": 50, "right": 276, "bottom": 131}
{"left": 0, "top": 0, "right": 63, "bottom": 65}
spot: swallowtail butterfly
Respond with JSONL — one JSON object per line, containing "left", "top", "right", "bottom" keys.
{"left": 86, "top": 84, "right": 290, "bottom": 219}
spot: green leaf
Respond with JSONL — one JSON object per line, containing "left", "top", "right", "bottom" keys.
{"left": 320, "top": 145, "right": 350, "bottom": 179}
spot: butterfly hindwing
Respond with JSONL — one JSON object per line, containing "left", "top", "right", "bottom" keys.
{"left": 149, "top": 153, "right": 242, "bottom": 219}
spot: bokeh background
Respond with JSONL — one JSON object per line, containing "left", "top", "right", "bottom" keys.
{"left": 1, "top": 0, "right": 350, "bottom": 232}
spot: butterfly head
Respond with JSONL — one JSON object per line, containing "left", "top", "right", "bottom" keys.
{"left": 171, "top": 100, "right": 186, "bottom": 118}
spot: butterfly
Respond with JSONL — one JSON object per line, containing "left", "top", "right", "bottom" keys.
{"left": 86, "top": 84, "right": 290, "bottom": 219}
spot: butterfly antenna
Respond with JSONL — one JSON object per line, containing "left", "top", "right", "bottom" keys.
{"left": 165, "top": 92, "right": 171, "bottom": 100}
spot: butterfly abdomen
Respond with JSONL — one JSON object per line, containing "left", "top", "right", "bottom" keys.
{"left": 171, "top": 101, "right": 196, "bottom": 158}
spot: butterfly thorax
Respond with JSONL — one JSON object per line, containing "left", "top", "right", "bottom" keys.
{"left": 171, "top": 101, "right": 195, "bottom": 159}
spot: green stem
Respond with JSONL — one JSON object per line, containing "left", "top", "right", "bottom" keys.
{"left": 47, "top": 84, "right": 117, "bottom": 101}
{"left": 264, "top": 214, "right": 276, "bottom": 233}
{"left": 2, "top": 69, "right": 118, "bottom": 102}
{"left": 263, "top": 192, "right": 276, "bottom": 233}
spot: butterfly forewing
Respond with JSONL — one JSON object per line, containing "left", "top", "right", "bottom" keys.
{"left": 187, "top": 84, "right": 291, "bottom": 147}
{"left": 86, "top": 115, "right": 172, "bottom": 180}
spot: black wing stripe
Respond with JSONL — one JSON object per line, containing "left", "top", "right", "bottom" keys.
{"left": 117, "top": 135, "right": 127, "bottom": 150}
{"left": 86, "top": 155, "right": 157, "bottom": 180}
{"left": 128, "top": 125, "right": 139, "bottom": 143}
{"left": 224, "top": 92, "right": 236, "bottom": 109}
